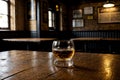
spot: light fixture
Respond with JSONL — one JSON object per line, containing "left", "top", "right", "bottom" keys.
{"left": 103, "top": 0, "right": 115, "bottom": 8}
{"left": 56, "top": 5, "right": 59, "bottom": 11}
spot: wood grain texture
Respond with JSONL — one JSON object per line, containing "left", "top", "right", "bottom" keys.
{"left": 0, "top": 50, "right": 120, "bottom": 80}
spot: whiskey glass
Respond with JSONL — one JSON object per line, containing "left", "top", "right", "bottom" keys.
{"left": 52, "top": 40, "right": 75, "bottom": 68}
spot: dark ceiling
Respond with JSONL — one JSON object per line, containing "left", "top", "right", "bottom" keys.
{"left": 57, "top": 0, "right": 105, "bottom": 5}
{"left": 49, "top": 0, "right": 117, "bottom": 7}
{"left": 57, "top": 0, "right": 118, "bottom": 6}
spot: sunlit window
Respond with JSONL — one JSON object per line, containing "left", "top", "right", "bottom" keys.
{"left": 0, "top": 0, "right": 9, "bottom": 28}
{"left": 48, "top": 10, "right": 55, "bottom": 30}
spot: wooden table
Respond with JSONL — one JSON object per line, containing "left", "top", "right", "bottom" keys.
{"left": 0, "top": 50, "right": 120, "bottom": 80}
{"left": 71, "top": 38, "right": 120, "bottom": 52}
{"left": 71, "top": 37, "right": 102, "bottom": 41}
{"left": 2, "top": 38, "right": 56, "bottom": 51}
{"left": 71, "top": 38, "right": 102, "bottom": 52}
{"left": 3, "top": 38, "right": 56, "bottom": 42}
{"left": 71, "top": 37, "right": 120, "bottom": 41}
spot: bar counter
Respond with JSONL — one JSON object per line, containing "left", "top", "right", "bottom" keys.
{"left": 0, "top": 50, "right": 120, "bottom": 80}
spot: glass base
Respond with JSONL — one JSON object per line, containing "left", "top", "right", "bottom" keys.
{"left": 54, "top": 59, "right": 74, "bottom": 68}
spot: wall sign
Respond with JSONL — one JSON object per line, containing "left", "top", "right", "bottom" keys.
{"left": 84, "top": 7, "right": 93, "bottom": 14}
{"left": 98, "top": 7, "right": 120, "bottom": 23}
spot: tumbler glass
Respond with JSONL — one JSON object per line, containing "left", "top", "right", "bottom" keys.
{"left": 52, "top": 40, "right": 75, "bottom": 68}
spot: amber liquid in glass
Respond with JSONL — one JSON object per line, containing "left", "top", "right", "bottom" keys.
{"left": 53, "top": 49, "right": 75, "bottom": 60}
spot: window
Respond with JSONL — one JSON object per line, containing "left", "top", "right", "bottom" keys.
{"left": 0, "top": 0, "right": 9, "bottom": 29}
{"left": 48, "top": 10, "right": 55, "bottom": 30}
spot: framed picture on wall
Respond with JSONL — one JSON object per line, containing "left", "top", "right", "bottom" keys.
{"left": 72, "top": 19, "right": 84, "bottom": 27}
{"left": 72, "top": 9, "right": 84, "bottom": 27}
{"left": 84, "top": 7, "right": 93, "bottom": 14}
{"left": 73, "top": 9, "right": 82, "bottom": 18}
{"left": 98, "top": 7, "right": 120, "bottom": 23}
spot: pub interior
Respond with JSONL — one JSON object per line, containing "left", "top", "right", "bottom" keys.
{"left": 0, "top": 0, "right": 119, "bottom": 53}
{"left": 0, "top": 0, "right": 120, "bottom": 80}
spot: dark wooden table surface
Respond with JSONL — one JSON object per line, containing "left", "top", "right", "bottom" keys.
{"left": 3, "top": 38, "right": 56, "bottom": 42}
{"left": 0, "top": 50, "right": 120, "bottom": 80}
{"left": 2, "top": 38, "right": 56, "bottom": 51}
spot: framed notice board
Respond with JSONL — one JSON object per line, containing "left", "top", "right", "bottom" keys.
{"left": 98, "top": 7, "right": 120, "bottom": 23}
